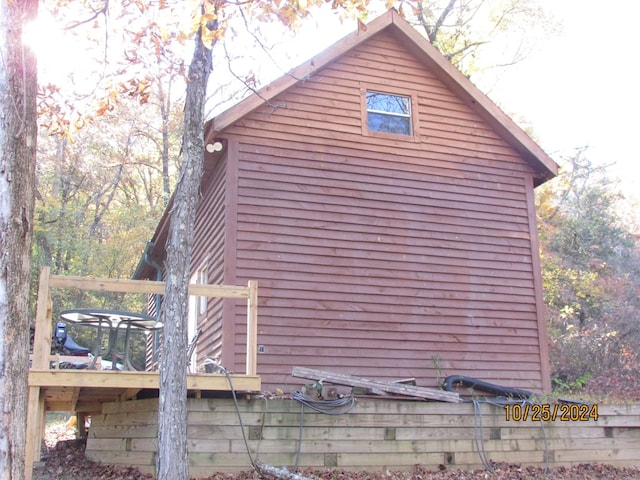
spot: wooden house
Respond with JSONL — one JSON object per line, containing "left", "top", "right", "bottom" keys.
{"left": 135, "top": 9, "right": 558, "bottom": 394}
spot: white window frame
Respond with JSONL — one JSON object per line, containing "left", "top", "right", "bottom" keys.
{"left": 187, "top": 265, "right": 208, "bottom": 373}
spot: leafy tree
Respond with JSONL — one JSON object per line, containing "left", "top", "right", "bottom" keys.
{"left": 537, "top": 149, "right": 640, "bottom": 398}
{"left": 33, "top": 97, "right": 181, "bottom": 365}
{"left": 0, "top": 1, "right": 38, "bottom": 478}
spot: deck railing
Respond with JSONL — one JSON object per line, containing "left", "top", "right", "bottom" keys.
{"left": 30, "top": 266, "right": 259, "bottom": 375}
{"left": 26, "top": 267, "right": 258, "bottom": 480}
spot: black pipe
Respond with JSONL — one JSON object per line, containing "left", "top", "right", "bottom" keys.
{"left": 443, "top": 375, "right": 533, "bottom": 400}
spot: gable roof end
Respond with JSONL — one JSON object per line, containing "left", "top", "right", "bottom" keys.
{"left": 205, "top": 9, "right": 558, "bottom": 184}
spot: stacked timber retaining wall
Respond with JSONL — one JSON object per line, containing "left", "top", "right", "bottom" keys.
{"left": 86, "top": 398, "right": 640, "bottom": 477}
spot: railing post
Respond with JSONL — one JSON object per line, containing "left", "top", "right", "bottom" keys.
{"left": 245, "top": 280, "right": 258, "bottom": 376}
{"left": 26, "top": 267, "right": 53, "bottom": 477}
{"left": 31, "top": 267, "right": 52, "bottom": 369}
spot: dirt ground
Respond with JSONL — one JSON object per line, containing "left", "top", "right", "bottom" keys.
{"left": 32, "top": 422, "right": 640, "bottom": 480}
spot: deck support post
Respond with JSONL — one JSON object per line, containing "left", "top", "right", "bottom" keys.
{"left": 246, "top": 281, "right": 258, "bottom": 376}
{"left": 26, "top": 267, "right": 53, "bottom": 479}
{"left": 24, "top": 387, "right": 45, "bottom": 480}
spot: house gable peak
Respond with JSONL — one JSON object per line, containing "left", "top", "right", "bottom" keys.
{"left": 205, "top": 8, "right": 557, "bottom": 183}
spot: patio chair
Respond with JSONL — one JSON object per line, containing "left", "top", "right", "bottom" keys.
{"left": 53, "top": 321, "right": 91, "bottom": 356}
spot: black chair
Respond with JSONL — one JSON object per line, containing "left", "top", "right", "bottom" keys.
{"left": 53, "top": 322, "right": 91, "bottom": 356}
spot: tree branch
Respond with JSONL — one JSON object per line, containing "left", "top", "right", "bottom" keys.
{"left": 430, "top": 0, "right": 458, "bottom": 43}
{"left": 64, "top": 0, "right": 109, "bottom": 30}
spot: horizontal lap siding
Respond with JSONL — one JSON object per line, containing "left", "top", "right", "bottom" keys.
{"left": 224, "top": 31, "right": 543, "bottom": 390}
{"left": 192, "top": 156, "right": 227, "bottom": 366}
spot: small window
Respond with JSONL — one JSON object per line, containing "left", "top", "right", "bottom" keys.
{"left": 366, "top": 91, "right": 412, "bottom": 136}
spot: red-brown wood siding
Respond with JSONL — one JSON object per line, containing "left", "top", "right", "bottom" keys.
{"left": 211, "top": 31, "right": 547, "bottom": 391}
{"left": 191, "top": 154, "right": 228, "bottom": 366}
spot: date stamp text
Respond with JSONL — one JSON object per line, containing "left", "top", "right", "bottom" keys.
{"left": 504, "top": 403, "right": 598, "bottom": 422}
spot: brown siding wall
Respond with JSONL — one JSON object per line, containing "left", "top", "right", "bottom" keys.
{"left": 191, "top": 155, "right": 228, "bottom": 366}
{"left": 216, "top": 31, "right": 545, "bottom": 391}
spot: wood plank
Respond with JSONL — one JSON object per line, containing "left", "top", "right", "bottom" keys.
{"left": 29, "top": 370, "right": 261, "bottom": 392}
{"left": 100, "top": 410, "right": 158, "bottom": 426}
{"left": 85, "top": 449, "right": 155, "bottom": 466}
{"left": 291, "top": 366, "right": 461, "bottom": 403}
{"left": 336, "top": 451, "right": 443, "bottom": 467}
{"left": 88, "top": 424, "right": 158, "bottom": 439}
{"left": 32, "top": 267, "right": 52, "bottom": 369}
{"left": 234, "top": 127, "right": 531, "bottom": 179}
{"left": 119, "top": 388, "right": 142, "bottom": 401}
{"left": 237, "top": 136, "right": 529, "bottom": 188}
{"left": 67, "top": 401, "right": 104, "bottom": 413}
{"left": 70, "top": 387, "right": 81, "bottom": 411}
{"left": 245, "top": 280, "right": 258, "bottom": 376}
{"left": 49, "top": 275, "right": 250, "bottom": 298}
{"left": 553, "top": 447, "right": 640, "bottom": 463}
{"left": 86, "top": 438, "right": 128, "bottom": 451}
{"left": 25, "top": 385, "right": 45, "bottom": 479}
{"left": 598, "top": 404, "right": 640, "bottom": 415}
{"left": 102, "top": 397, "right": 159, "bottom": 414}
{"left": 238, "top": 153, "right": 527, "bottom": 205}
{"left": 240, "top": 179, "right": 526, "bottom": 222}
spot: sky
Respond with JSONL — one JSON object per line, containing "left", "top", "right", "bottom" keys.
{"left": 28, "top": 1, "right": 640, "bottom": 214}
{"left": 482, "top": 0, "right": 640, "bottom": 208}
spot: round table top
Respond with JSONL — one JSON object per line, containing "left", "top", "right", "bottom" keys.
{"left": 60, "top": 308, "right": 163, "bottom": 331}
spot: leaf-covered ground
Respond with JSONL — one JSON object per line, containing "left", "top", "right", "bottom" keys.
{"left": 33, "top": 422, "right": 640, "bottom": 480}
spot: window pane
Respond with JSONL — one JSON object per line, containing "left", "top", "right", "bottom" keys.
{"left": 366, "top": 91, "right": 410, "bottom": 115}
{"left": 367, "top": 112, "right": 411, "bottom": 135}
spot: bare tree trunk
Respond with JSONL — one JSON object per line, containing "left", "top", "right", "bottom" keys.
{"left": 158, "top": 79, "right": 172, "bottom": 206}
{"left": 0, "top": 0, "right": 38, "bottom": 478}
{"left": 156, "top": 17, "right": 215, "bottom": 480}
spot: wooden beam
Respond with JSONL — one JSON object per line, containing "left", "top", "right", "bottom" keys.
{"left": 246, "top": 280, "right": 258, "bottom": 376}
{"left": 119, "top": 388, "right": 142, "bottom": 401}
{"left": 74, "top": 401, "right": 105, "bottom": 413}
{"left": 292, "top": 367, "right": 461, "bottom": 403}
{"left": 26, "top": 268, "right": 52, "bottom": 480}
{"left": 25, "top": 385, "right": 45, "bottom": 478}
{"left": 29, "top": 370, "right": 261, "bottom": 392}
{"left": 49, "top": 275, "right": 250, "bottom": 298}
{"left": 32, "top": 268, "right": 52, "bottom": 370}
{"left": 70, "top": 387, "right": 81, "bottom": 412}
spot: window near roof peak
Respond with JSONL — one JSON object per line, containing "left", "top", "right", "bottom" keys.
{"left": 366, "top": 90, "right": 412, "bottom": 136}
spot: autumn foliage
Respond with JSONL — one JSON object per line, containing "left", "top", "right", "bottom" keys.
{"left": 537, "top": 149, "right": 640, "bottom": 401}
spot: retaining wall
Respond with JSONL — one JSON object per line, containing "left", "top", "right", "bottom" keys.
{"left": 85, "top": 397, "right": 640, "bottom": 477}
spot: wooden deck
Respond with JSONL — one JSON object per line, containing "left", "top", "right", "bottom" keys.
{"left": 26, "top": 267, "right": 260, "bottom": 480}
{"left": 29, "top": 370, "right": 261, "bottom": 412}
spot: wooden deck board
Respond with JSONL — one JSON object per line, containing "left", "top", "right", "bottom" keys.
{"left": 28, "top": 370, "right": 261, "bottom": 412}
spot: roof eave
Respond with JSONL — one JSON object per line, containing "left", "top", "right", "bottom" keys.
{"left": 385, "top": 12, "right": 558, "bottom": 182}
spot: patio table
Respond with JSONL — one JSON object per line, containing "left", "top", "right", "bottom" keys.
{"left": 59, "top": 308, "right": 163, "bottom": 371}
